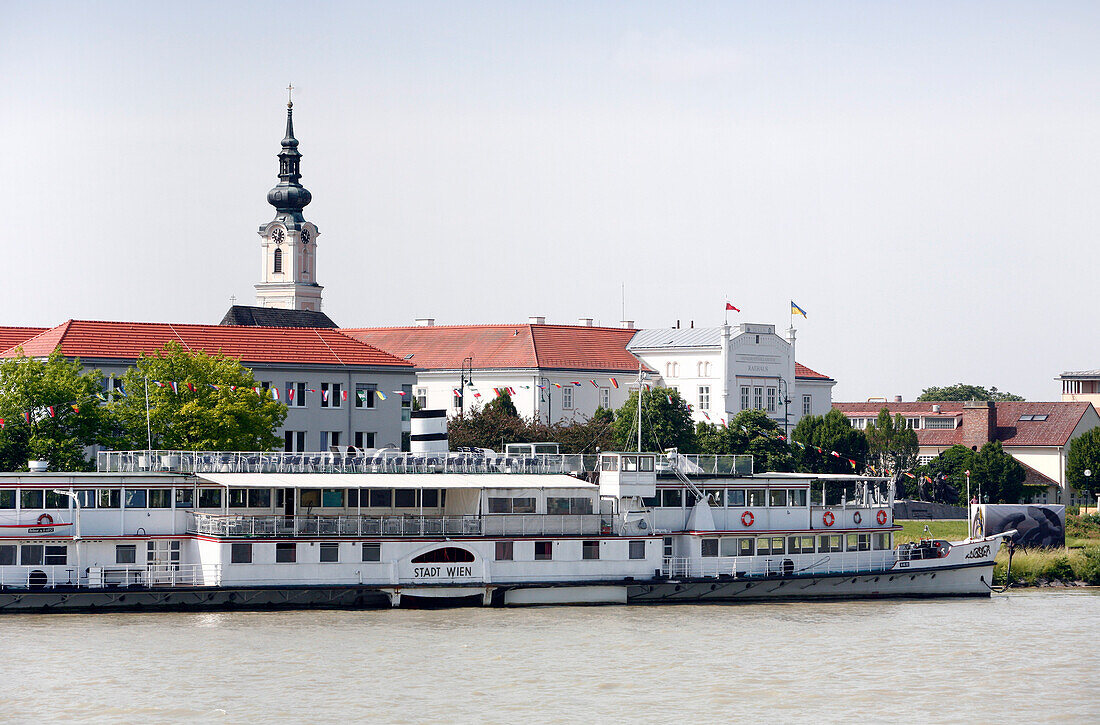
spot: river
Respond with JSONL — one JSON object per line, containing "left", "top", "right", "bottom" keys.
{"left": 2, "top": 590, "right": 1097, "bottom": 723}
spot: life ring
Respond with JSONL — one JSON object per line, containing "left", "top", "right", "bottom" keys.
{"left": 741, "top": 511, "right": 754, "bottom": 527}
{"left": 822, "top": 511, "right": 835, "bottom": 527}
{"left": 876, "top": 509, "right": 888, "bottom": 525}
{"left": 853, "top": 511, "right": 862, "bottom": 525}
{"left": 36, "top": 513, "right": 53, "bottom": 526}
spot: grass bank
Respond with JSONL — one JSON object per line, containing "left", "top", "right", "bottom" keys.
{"left": 895, "top": 515, "right": 1100, "bottom": 586}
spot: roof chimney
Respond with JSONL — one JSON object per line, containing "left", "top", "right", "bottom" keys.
{"left": 894, "top": 395, "right": 903, "bottom": 403}
{"left": 415, "top": 318, "right": 435, "bottom": 327}
{"left": 961, "top": 400, "right": 995, "bottom": 448}
{"left": 620, "top": 320, "right": 635, "bottom": 330}
{"left": 529, "top": 316, "right": 546, "bottom": 325}
{"left": 577, "top": 317, "right": 594, "bottom": 327}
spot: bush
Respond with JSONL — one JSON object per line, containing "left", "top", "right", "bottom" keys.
{"left": 1074, "top": 547, "right": 1100, "bottom": 585}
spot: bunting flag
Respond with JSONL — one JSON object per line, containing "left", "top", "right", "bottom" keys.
{"left": 24, "top": 411, "right": 31, "bottom": 424}
{"left": 904, "top": 472, "right": 916, "bottom": 479}
{"left": 307, "top": 388, "right": 316, "bottom": 394}
{"left": 71, "top": 405, "right": 79, "bottom": 413}
{"left": 342, "top": 390, "right": 348, "bottom": 402}
{"left": 155, "top": 381, "right": 166, "bottom": 388}
{"left": 376, "top": 390, "right": 387, "bottom": 401}
{"left": 394, "top": 390, "right": 407, "bottom": 396}
{"left": 778, "top": 435, "right": 787, "bottom": 441}
{"left": 0, "top": 419, "right": 4, "bottom": 429}
{"left": 95, "top": 392, "right": 107, "bottom": 401}
{"left": 117, "top": 382, "right": 126, "bottom": 397}
{"left": 208, "top": 384, "right": 219, "bottom": 391}
{"left": 47, "top": 406, "right": 56, "bottom": 418}
{"left": 508, "top": 387, "right": 516, "bottom": 395}
{"left": 271, "top": 387, "right": 280, "bottom": 401}
{"left": 169, "top": 382, "right": 178, "bottom": 394}
{"left": 321, "top": 389, "right": 329, "bottom": 402}
{"left": 570, "top": 382, "right": 582, "bottom": 387}
{"left": 830, "top": 450, "right": 841, "bottom": 458}
{"left": 254, "top": 386, "right": 262, "bottom": 396}
{"left": 474, "top": 392, "right": 482, "bottom": 398}
{"left": 609, "top": 377, "right": 619, "bottom": 389}
{"left": 644, "top": 384, "right": 651, "bottom": 391}
{"left": 849, "top": 459, "right": 857, "bottom": 470}
{"left": 553, "top": 383, "right": 562, "bottom": 388}
{"left": 287, "top": 387, "right": 295, "bottom": 402}
{"left": 720, "top": 418, "right": 727, "bottom": 427}
{"left": 725, "top": 301, "right": 740, "bottom": 312}
{"left": 590, "top": 380, "right": 599, "bottom": 388}
{"left": 454, "top": 388, "right": 463, "bottom": 397}
{"left": 186, "top": 382, "right": 196, "bottom": 393}
{"left": 666, "top": 394, "right": 673, "bottom": 404}
{"left": 230, "top": 385, "right": 238, "bottom": 392}
{"left": 702, "top": 411, "right": 710, "bottom": 421}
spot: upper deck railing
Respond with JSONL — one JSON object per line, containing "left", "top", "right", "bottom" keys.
{"left": 96, "top": 450, "right": 753, "bottom": 477}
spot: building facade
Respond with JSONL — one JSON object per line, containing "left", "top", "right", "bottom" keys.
{"left": 1057, "top": 370, "right": 1100, "bottom": 408}
{"left": 834, "top": 400, "right": 1100, "bottom": 505}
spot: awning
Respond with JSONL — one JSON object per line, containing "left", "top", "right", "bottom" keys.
{"left": 194, "top": 473, "right": 596, "bottom": 490}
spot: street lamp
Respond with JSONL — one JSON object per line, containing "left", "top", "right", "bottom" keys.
{"left": 1085, "top": 469, "right": 1095, "bottom": 513}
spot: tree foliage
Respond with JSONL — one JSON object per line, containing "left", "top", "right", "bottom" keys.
{"left": 791, "top": 409, "right": 869, "bottom": 474}
{"left": 111, "top": 342, "right": 286, "bottom": 451}
{"left": 865, "top": 408, "right": 919, "bottom": 473}
{"left": 1067, "top": 428, "right": 1100, "bottom": 497}
{"left": 448, "top": 404, "right": 615, "bottom": 453}
{"left": 917, "top": 383, "right": 1024, "bottom": 402}
{"left": 484, "top": 390, "right": 518, "bottom": 418}
{"left": 0, "top": 349, "right": 114, "bottom": 471}
{"left": 913, "top": 442, "right": 1028, "bottom": 504}
{"left": 611, "top": 387, "right": 695, "bottom": 453}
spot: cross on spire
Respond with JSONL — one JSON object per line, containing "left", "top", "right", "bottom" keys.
{"left": 287, "top": 83, "right": 294, "bottom": 108}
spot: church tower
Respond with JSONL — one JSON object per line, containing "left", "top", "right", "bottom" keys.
{"left": 254, "top": 92, "right": 324, "bottom": 312}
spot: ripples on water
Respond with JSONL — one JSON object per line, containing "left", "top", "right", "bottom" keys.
{"left": 1, "top": 590, "right": 1097, "bottom": 724}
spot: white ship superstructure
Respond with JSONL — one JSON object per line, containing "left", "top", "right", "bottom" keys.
{"left": 0, "top": 450, "right": 1006, "bottom": 611}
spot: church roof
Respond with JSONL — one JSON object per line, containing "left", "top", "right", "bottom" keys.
{"left": 220, "top": 305, "right": 337, "bottom": 328}
{"left": 4, "top": 320, "right": 411, "bottom": 369}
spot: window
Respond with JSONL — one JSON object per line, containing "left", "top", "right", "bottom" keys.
{"left": 906, "top": 418, "right": 920, "bottom": 429}
{"left": 284, "top": 431, "right": 306, "bottom": 452}
{"left": 753, "top": 387, "right": 763, "bottom": 410}
{"left": 198, "top": 488, "right": 222, "bottom": 508}
{"left": 115, "top": 544, "right": 137, "bottom": 564}
{"left": 276, "top": 543, "right": 297, "bottom": 563}
{"left": 248, "top": 489, "right": 272, "bottom": 508}
{"left": 394, "top": 489, "right": 417, "bottom": 508}
{"left": 818, "top": 535, "right": 842, "bottom": 552}
{"left": 75, "top": 490, "right": 96, "bottom": 509}
{"left": 846, "top": 534, "right": 871, "bottom": 552}
{"left": 726, "top": 489, "right": 746, "bottom": 507}
{"left": 97, "top": 489, "right": 121, "bottom": 509}
{"left": 745, "top": 489, "right": 766, "bottom": 507}
{"left": 488, "top": 497, "right": 536, "bottom": 514}
{"left": 582, "top": 541, "right": 600, "bottom": 560}
{"left": 1019, "top": 414, "right": 1048, "bottom": 422}
{"left": 316, "top": 489, "right": 342, "bottom": 508}
{"left": 285, "top": 382, "right": 307, "bottom": 407}
{"left": 415, "top": 387, "right": 428, "bottom": 409}
{"left": 546, "top": 497, "right": 593, "bottom": 515}
{"left": 873, "top": 533, "right": 892, "bottom": 550}
{"left": 320, "top": 382, "right": 342, "bottom": 408}
{"left": 355, "top": 383, "right": 377, "bottom": 409}
{"left": 788, "top": 489, "right": 808, "bottom": 507}
{"left": 924, "top": 417, "right": 956, "bottom": 429}
{"left": 698, "top": 386, "right": 710, "bottom": 411}
{"left": 368, "top": 489, "right": 391, "bottom": 507}
{"left": 453, "top": 389, "right": 463, "bottom": 409}
{"left": 124, "top": 489, "right": 147, "bottom": 508}
{"left": 599, "top": 387, "right": 610, "bottom": 409}
{"left": 45, "top": 490, "right": 69, "bottom": 509}
{"left": 495, "top": 541, "right": 513, "bottom": 561}
{"left": 769, "top": 489, "right": 788, "bottom": 507}
{"left": 354, "top": 431, "right": 376, "bottom": 449}
{"left": 0, "top": 490, "right": 13, "bottom": 509}
{"left": 174, "top": 488, "right": 193, "bottom": 508}
{"left": 661, "top": 489, "right": 682, "bottom": 508}
{"left": 741, "top": 386, "right": 750, "bottom": 410}
{"left": 534, "top": 541, "right": 553, "bottom": 560}
{"left": 362, "top": 543, "right": 381, "bottom": 562}
{"left": 0, "top": 545, "right": 14, "bottom": 565}
{"left": 755, "top": 537, "right": 773, "bottom": 556}
{"left": 231, "top": 543, "right": 253, "bottom": 563}
{"left": 401, "top": 384, "right": 412, "bottom": 409}
{"left": 320, "top": 543, "right": 340, "bottom": 563}
{"left": 229, "top": 488, "right": 247, "bottom": 508}
{"left": 20, "top": 545, "right": 44, "bottom": 565}
{"left": 663, "top": 537, "right": 674, "bottom": 558}
{"left": 701, "top": 539, "right": 719, "bottom": 557}
{"left": 422, "top": 489, "right": 441, "bottom": 508}
{"left": 562, "top": 386, "right": 574, "bottom": 410}
{"left": 21, "top": 490, "right": 43, "bottom": 509}
{"left": 629, "top": 541, "right": 646, "bottom": 560}
{"left": 766, "top": 387, "right": 777, "bottom": 413}
{"left": 273, "top": 247, "right": 283, "bottom": 273}
{"left": 803, "top": 394, "right": 812, "bottom": 416}
{"left": 148, "top": 490, "right": 172, "bottom": 508}
{"left": 917, "top": 455, "right": 935, "bottom": 466}
{"left": 704, "top": 489, "right": 724, "bottom": 506}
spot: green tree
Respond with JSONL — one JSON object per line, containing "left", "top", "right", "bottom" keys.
{"left": 448, "top": 402, "right": 529, "bottom": 450}
{"left": 1067, "top": 428, "right": 1100, "bottom": 498}
{"left": 791, "top": 408, "right": 868, "bottom": 474}
{"left": 695, "top": 421, "right": 749, "bottom": 456}
{"left": 611, "top": 387, "right": 695, "bottom": 452}
{"left": 111, "top": 342, "right": 286, "bottom": 451}
{"left": 541, "top": 407, "right": 616, "bottom": 454}
{"left": 727, "top": 408, "right": 794, "bottom": 472}
{"left": 485, "top": 391, "right": 519, "bottom": 418}
{"left": 865, "top": 408, "right": 919, "bottom": 473}
{"left": 917, "top": 383, "right": 1024, "bottom": 402}
{"left": 0, "top": 349, "right": 115, "bottom": 471}
{"left": 972, "top": 440, "right": 1027, "bottom": 503}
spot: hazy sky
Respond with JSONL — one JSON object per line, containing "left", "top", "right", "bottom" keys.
{"left": 4, "top": 1, "right": 1098, "bottom": 402}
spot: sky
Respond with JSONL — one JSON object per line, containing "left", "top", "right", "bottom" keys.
{"left": 3, "top": 1, "right": 1099, "bottom": 402}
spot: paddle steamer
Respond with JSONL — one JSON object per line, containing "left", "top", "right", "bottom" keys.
{"left": 0, "top": 449, "right": 1007, "bottom": 611}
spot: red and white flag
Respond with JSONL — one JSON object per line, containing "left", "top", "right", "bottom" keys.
{"left": 288, "top": 387, "right": 294, "bottom": 402}
{"left": 47, "top": 406, "right": 56, "bottom": 417}
{"left": 321, "top": 389, "right": 329, "bottom": 403}
{"left": 271, "top": 387, "right": 280, "bottom": 401}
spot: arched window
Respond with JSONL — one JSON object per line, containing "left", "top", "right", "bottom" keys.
{"left": 411, "top": 547, "right": 475, "bottom": 563}
{"left": 273, "top": 248, "right": 283, "bottom": 273}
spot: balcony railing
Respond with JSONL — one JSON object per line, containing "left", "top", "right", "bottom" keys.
{"left": 0, "top": 563, "right": 222, "bottom": 590}
{"left": 661, "top": 550, "right": 897, "bottom": 579}
{"left": 188, "top": 512, "right": 606, "bottom": 538}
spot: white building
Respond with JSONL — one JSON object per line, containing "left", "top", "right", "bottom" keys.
{"left": 628, "top": 323, "right": 836, "bottom": 433}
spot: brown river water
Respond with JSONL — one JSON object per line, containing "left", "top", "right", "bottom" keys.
{"left": 1, "top": 590, "right": 1097, "bottom": 724}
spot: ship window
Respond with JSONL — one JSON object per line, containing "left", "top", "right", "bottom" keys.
{"left": 661, "top": 490, "right": 682, "bottom": 508}
{"left": 746, "top": 489, "right": 766, "bottom": 507}
{"left": 0, "top": 545, "right": 14, "bottom": 565}
{"left": 495, "top": 541, "right": 513, "bottom": 561}
{"left": 115, "top": 544, "right": 137, "bottom": 564}
{"left": 320, "top": 543, "right": 340, "bottom": 563}
{"left": 800, "top": 536, "right": 814, "bottom": 552}
{"left": 720, "top": 538, "right": 738, "bottom": 557}
{"left": 512, "top": 498, "right": 535, "bottom": 514}
{"left": 770, "top": 537, "right": 786, "bottom": 555}
{"left": 322, "top": 489, "right": 345, "bottom": 507}
{"left": 769, "top": 489, "right": 788, "bottom": 507}
{"left": 701, "top": 539, "right": 719, "bottom": 557}
{"left": 197, "top": 488, "right": 222, "bottom": 508}
{"left": 231, "top": 543, "right": 252, "bottom": 563}
{"left": 0, "top": 490, "right": 13, "bottom": 509}
{"left": 124, "top": 489, "right": 147, "bottom": 508}
{"left": 704, "top": 490, "right": 724, "bottom": 506}
{"left": 663, "top": 537, "right": 674, "bottom": 558}
{"left": 362, "top": 543, "right": 381, "bottom": 562}
{"left": 818, "top": 535, "right": 842, "bottom": 553}
{"left": 726, "top": 489, "right": 746, "bottom": 507}
{"left": 368, "top": 489, "right": 391, "bottom": 508}
{"left": 641, "top": 494, "right": 660, "bottom": 507}
{"left": 788, "top": 490, "right": 808, "bottom": 507}
{"left": 248, "top": 489, "right": 272, "bottom": 508}
{"left": 45, "top": 491, "right": 69, "bottom": 509}
{"left": 547, "top": 497, "right": 593, "bottom": 515}
{"left": 583, "top": 541, "right": 600, "bottom": 560}
{"left": 846, "top": 534, "right": 871, "bottom": 552}
{"left": 756, "top": 537, "right": 772, "bottom": 555}
{"left": 873, "top": 533, "right": 892, "bottom": 550}
{"left": 738, "top": 538, "right": 755, "bottom": 556}
{"left": 534, "top": 541, "right": 553, "bottom": 560}
{"left": 148, "top": 490, "right": 172, "bottom": 508}
{"left": 394, "top": 489, "right": 417, "bottom": 508}
{"left": 422, "top": 489, "right": 439, "bottom": 508}
{"left": 600, "top": 457, "right": 619, "bottom": 472}
{"left": 621, "top": 456, "right": 638, "bottom": 471}
{"left": 639, "top": 456, "right": 655, "bottom": 472}
{"left": 412, "top": 547, "right": 474, "bottom": 564}
{"left": 228, "top": 488, "right": 247, "bottom": 507}
{"left": 629, "top": 541, "right": 646, "bottom": 560}
{"left": 20, "top": 490, "right": 43, "bottom": 509}
{"left": 21, "top": 545, "right": 44, "bottom": 565}
{"left": 276, "top": 543, "right": 297, "bottom": 563}
{"left": 488, "top": 497, "right": 510, "bottom": 514}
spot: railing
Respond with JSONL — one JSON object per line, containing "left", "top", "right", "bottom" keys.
{"left": 661, "top": 550, "right": 898, "bottom": 579}
{"left": 97, "top": 450, "right": 755, "bottom": 477}
{"left": 189, "top": 512, "right": 607, "bottom": 538}
{"left": 0, "top": 563, "right": 222, "bottom": 589}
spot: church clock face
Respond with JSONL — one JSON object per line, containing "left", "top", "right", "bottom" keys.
{"left": 300, "top": 228, "right": 311, "bottom": 245}
{"left": 271, "top": 227, "right": 285, "bottom": 244}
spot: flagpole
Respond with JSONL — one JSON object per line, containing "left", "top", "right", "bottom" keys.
{"left": 144, "top": 377, "right": 152, "bottom": 452}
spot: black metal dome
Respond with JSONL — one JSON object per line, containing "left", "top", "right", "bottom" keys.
{"left": 267, "top": 101, "right": 311, "bottom": 216}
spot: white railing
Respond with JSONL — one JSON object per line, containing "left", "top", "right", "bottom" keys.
{"left": 0, "top": 563, "right": 222, "bottom": 589}
{"left": 661, "top": 550, "right": 898, "bottom": 579}
{"left": 189, "top": 512, "right": 606, "bottom": 538}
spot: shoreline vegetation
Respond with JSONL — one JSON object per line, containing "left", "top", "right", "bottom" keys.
{"left": 896, "top": 516, "right": 1100, "bottom": 587}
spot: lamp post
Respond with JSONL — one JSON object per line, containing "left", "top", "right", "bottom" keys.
{"left": 540, "top": 376, "right": 551, "bottom": 426}
{"left": 1085, "top": 469, "right": 1093, "bottom": 513}
{"left": 459, "top": 356, "right": 473, "bottom": 416}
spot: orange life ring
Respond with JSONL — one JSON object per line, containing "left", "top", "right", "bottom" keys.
{"left": 876, "top": 509, "right": 888, "bottom": 525}
{"left": 853, "top": 511, "right": 862, "bottom": 525}
{"left": 37, "top": 513, "right": 53, "bottom": 526}
{"left": 741, "top": 511, "right": 754, "bottom": 527}
{"left": 822, "top": 511, "right": 835, "bottom": 527}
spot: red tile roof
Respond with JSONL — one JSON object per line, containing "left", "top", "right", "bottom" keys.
{"left": 0, "top": 326, "right": 48, "bottom": 352}
{"left": 833, "top": 401, "right": 1095, "bottom": 448}
{"left": 342, "top": 324, "right": 647, "bottom": 372}
{"left": 3, "top": 320, "right": 412, "bottom": 368}
{"left": 795, "top": 363, "right": 833, "bottom": 381}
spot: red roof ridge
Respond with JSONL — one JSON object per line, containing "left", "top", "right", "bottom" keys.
{"left": 342, "top": 323, "right": 636, "bottom": 332}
